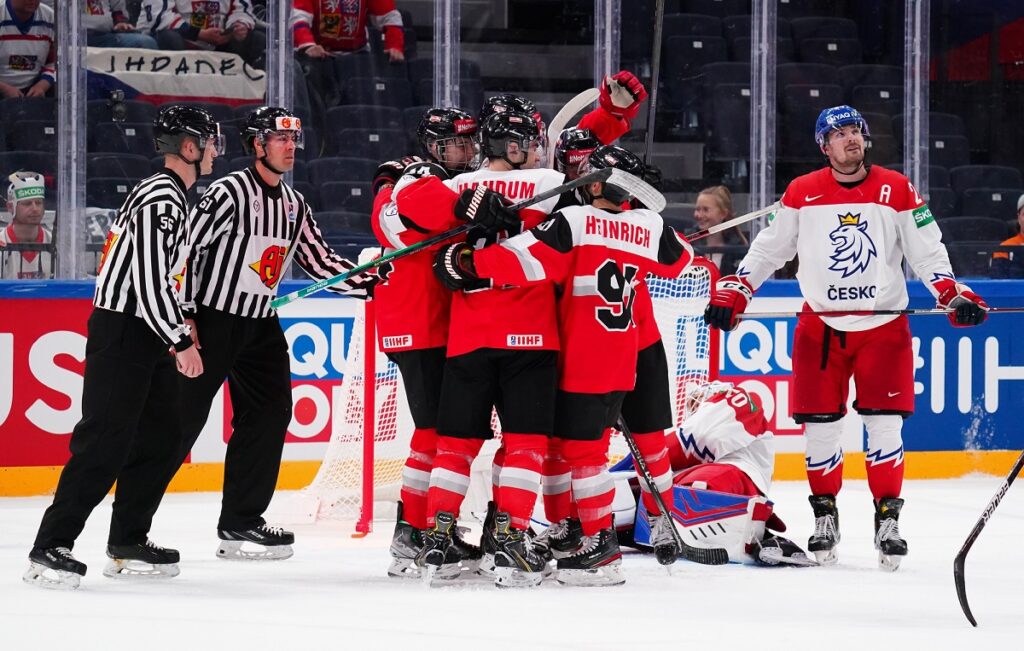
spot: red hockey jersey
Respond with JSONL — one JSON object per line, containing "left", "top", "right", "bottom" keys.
{"left": 370, "top": 184, "right": 455, "bottom": 352}
{"left": 291, "top": 0, "right": 403, "bottom": 53}
{"left": 396, "top": 167, "right": 566, "bottom": 357}
{"left": 474, "top": 204, "right": 693, "bottom": 393}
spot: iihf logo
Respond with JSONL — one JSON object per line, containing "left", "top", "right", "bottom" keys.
{"left": 827, "top": 212, "right": 876, "bottom": 278}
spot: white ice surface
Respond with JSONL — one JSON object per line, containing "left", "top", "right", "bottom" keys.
{"left": 0, "top": 479, "right": 1020, "bottom": 649}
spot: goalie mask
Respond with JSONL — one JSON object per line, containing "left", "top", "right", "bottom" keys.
{"left": 480, "top": 111, "right": 543, "bottom": 170}
{"left": 554, "top": 127, "right": 600, "bottom": 180}
{"left": 684, "top": 380, "right": 736, "bottom": 417}
{"left": 416, "top": 107, "right": 481, "bottom": 174}
{"left": 154, "top": 104, "right": 224, "bottom": 175}
{"left": 579, "top": 144, "right": 646, "bottom": 206}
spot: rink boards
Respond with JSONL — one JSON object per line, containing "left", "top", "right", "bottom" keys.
{"left": 1, "top": 279, "right": 1022, "bottom": 495}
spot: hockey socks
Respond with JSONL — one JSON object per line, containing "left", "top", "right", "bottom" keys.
{"left": 495, "top": 433, "right": 547, "bottom": 530}
{"left": 804, "top": 421, "right": 844, "bottom": 497}
{"left": 425, "top": 436, "right": 484, "bottom": 527}
{"left": 400, "top": 427, "right": 439, "bottom": 530}
{"left": 563, "top": 436, "right": 615, "bottom": 536}
{"left": 542, "top": 437, "right": 573, "bottom": 523}
{"left": 631, "top": 430, "right": 674, "bottom": 517}
{"left": 863, "top": 415, "right": 905, "bottom": 501}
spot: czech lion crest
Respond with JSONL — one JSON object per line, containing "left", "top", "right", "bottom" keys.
{"left": 828, "top": 212, "right": 876, "bottom": 277}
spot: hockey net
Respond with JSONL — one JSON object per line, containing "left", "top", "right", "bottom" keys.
{"left": 299, "top": 256, "right": 718, "bottom": 530}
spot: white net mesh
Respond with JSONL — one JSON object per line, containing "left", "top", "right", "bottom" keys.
{"left": 302, "top": 258, "right": 717, "bottom": 522}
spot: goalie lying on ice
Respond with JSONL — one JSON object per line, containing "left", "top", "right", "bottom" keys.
{"left": 611, "top": 381, "right": 816, "bottom": 567}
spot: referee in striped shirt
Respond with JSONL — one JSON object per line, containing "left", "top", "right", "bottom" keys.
{"left": 26, "top": 106, "right": 222, "bottom": 589}
{"left": 175, "top": 106, "right": 375, "bottom": 560}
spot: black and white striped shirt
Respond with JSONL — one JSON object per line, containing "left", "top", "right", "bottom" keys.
{"left": 181, "top": 166, "right": 364, "bottom": 319}
{"left": 93, "top": 170, "right": 193, "bottom": 351}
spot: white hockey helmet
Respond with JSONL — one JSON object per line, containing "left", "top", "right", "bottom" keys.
{"left": 6, "top": 171, "right": 45, "bottom": 207}
{"left": 684, "top": 380, "right": 735, "bottom": 416}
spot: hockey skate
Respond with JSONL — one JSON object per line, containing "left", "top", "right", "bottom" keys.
{"left": 415, "top": 512, "right": 463, "bottom": 585}
{"left": 874, "top": 497, "right": 908, "bottom": 572}
{"left": 648, "top": 513, "right": 679, "bottom": 566}
{"left": 451, "top": 522, "right": 483, "bottom": 574}
{"left": 556, "top": 528, "right": 625, "bottom": 587}
{"left": 533, "top": 517, "right": 583, "bottom": 561}
{"left": 749, "top": 534, "right": 818, "bottom": 567}
{"left": 217, "top": 524, "right": 294, "bottom": 561}
{"left": 23, "top": 547, "right": 87, "bottom": 590}
{"left": 104, "top": 540, "right": 181, "bottom": 579}
{"left": 807, "top": 494, "right": 840, "bottom": 565}
{"left": 388, "top": 502, "right": 423, "bottom": 579}
{"left": 492, "top": 512, "right": 548, "bottom": 588}
{"left": 476, "top": 501, "right": 499, "bottom": 577}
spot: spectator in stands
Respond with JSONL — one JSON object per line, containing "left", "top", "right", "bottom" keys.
{"left": 291, "top": 1, "right": 406, "bottom": 109}
{"left": 990, "top": 193, "right": 1024, "bottom": 279}
{"left": 292, "top": 0, "right": 405, "bottom": 61}
{"left": 85, "top": 1, "right": 159, "bottom": 50}
{"left": 0, "top": 171, "right": 52, "bottom": 280}
{"left": 694, "top": 185, "right": 748, "bottom": 275}
{"left": 137, "top": 0, "right": 266, "bottom": 69}
{"left": 0, "top": 0, "right": 56, "bottom": 98}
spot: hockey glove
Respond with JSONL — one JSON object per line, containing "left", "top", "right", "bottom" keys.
{"left": 372, "top": 155, "right": 426, "bottom": 195}
{"left": 599, "top": 70, "right": 648, "bottom": 120}
{"left": 454, "top": 186, "right": 520, "bottom": 233}
{"left": 935, "top": 279, "right": 989, "bottom": 327}
{"left": 433, "top": 242, "right": 482, "bottom": 291}
{"left": 703, "top": 275, "right": 754, "bottom": 331}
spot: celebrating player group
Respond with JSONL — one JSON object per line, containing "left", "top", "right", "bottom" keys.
{"left": 21, "top": 67, "right": 989, "bottom": 590}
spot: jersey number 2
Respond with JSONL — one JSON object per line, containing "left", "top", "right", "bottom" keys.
{"left": 595, "top": 259, "right": 639, "bottom": 332}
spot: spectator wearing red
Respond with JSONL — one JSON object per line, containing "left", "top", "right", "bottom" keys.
{"left": 292, "top": 0, "right": 406, "bottom": 62}
{"left": 0, "top": 0, "right": 56, "bottom": 98}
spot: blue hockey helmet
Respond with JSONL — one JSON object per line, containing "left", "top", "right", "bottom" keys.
{"left": 814, "top": 105, "right": 870, "bottom": 148}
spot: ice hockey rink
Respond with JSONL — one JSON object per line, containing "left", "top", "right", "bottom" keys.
{"left": 0, "top": 478, "right": 1019, "bottom": 649}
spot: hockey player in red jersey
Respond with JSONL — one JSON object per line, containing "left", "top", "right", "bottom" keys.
{"left": 370, "top": 107, "right": 482, "bottom": 578}
{"left": 435, "top": 145, "right": 693, "bottom": 586}
{"left": 396, "top": 110, "right": 566, "bottom": 586}
{"left": 704, "top": 105, "right": 989, "bottom": 571}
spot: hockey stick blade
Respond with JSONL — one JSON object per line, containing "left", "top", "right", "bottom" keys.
{"left": 953, "top": 449, "right": 1024, "bottom": 627}
{"left": 546, "top": 88, "right": 601, "bottom": 168}
{"left": 616, "top": 417, "right": 730, "bottom": 566}
{"left": 606, "top": 168, "right": 666, "bottom": 212}
{"left": 271, "top": 168, "right": 614, "bottom": 309}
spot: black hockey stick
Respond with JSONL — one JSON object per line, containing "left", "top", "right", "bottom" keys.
{"left": 642, "top": 0, "right": 666, "bottom": 166}
{"left": 272, "top": 166, "right": 653, "bottom": 308}
{"left": 615, "top": 416, "right": 730, "bottom": 565}
{"left": 954, "top": 449, "right": 1024, "bottom": 627}
{"left": 737, "top": 306, "right": 1024, "bottom": 320}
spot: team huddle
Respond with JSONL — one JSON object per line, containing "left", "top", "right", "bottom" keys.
{"left": 21, "top": 69, "right": 990, "bottom": 590}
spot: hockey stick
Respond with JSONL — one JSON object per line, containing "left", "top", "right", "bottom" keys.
{"left": 954, "top": 449, "right": 1024, "bottom": 627}
{"left": 615, "top": 416, "right": 730, "bottom": 566}
{"left": 736, "top": 306, "right": 1024, "bottom": 320}
{"left": 272, "top": 167, "right": 665, "bottom": 308}
{"left": 642, "top": 0, "right": 666, "bottom": 166}
{"left": 546, "top": 88, "right": 601, "bottom": 169}
{"left": 684, "top": 202, "right": 780, "bottom": 244}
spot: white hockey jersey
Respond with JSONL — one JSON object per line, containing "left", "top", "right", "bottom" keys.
{"left": 674, "top": 386, "right": 775, "bottom": 496}
{"left": 0, "top": 225, "right": 53, "bottom": 280}
{"left": 737, "top": 165, "right": 956, "bottom": 331}
{"left": 0, "top": 2, "right": 56, "bottom": 90}
{"left": 138, "top": 0, "right": 255, "bottom": 44}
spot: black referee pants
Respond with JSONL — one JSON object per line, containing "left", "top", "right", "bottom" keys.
{"left": 176, "top": 306, "right": 292, "bottom": 532}
{"left": 34, "top": 308, "right": 184, "bottom": 550}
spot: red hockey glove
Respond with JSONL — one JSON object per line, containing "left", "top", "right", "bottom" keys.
{"left": 372, "top": 155, "right": 426, "bottom": 195}
{"left": 433, "top": 242, "right": 488, "bottom": 291}
{"left": 599, "top": 70, "right": 648, "bottom": 120}
{"left": 703, "top": 275, "right": 754, "bottom": 331}
{"left": 934, "top": 279, "right": 989, "bottom": 327}
{"left": 454, "top": 186, "right": 520, "bottom": 233}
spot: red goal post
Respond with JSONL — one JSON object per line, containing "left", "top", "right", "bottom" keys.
{"left": 299, "top": 256, "right": 720, "bottom": 533}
